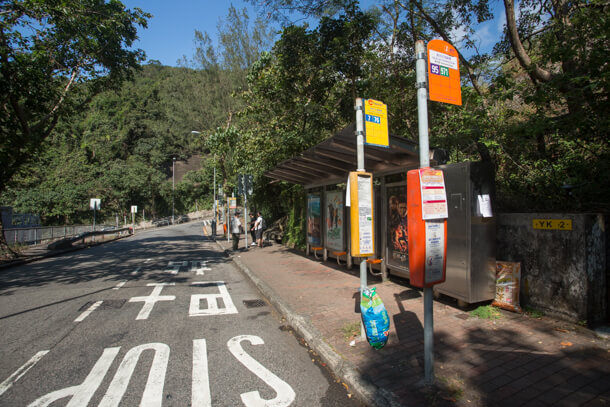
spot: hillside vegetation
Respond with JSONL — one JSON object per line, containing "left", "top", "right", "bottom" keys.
{"left": 1, "top": 1, "right": 608, "bottom": 249}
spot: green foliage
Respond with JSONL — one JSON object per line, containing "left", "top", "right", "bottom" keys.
{"left": 524, "top": 306, "right": 544, "bottom": 319}
{"left": 283, "top": 185, "right": 307, "bottom": 249}
{"left": 3, "top": 0, "right": 609, "bottom": 235}
{"left": 1, "top": 65, "right": 231, "bottom": 224}
{"left": 470, "top": 305, "right": 502, "bottom": 320}
{"left": 0, "top": 0, "right": 150, "bottom": 194}
{"left": 340, "top": 321, "right": 361, "bottom": 340}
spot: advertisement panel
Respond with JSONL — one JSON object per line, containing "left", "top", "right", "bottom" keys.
{"left": 325, "top": 190, "right": 344, "bottom": 251}
{"left": 387, "top": 185, "right": 409, "bottom": 266}
{"left": 307, "top": 194, "right": 321, "bottom": 246}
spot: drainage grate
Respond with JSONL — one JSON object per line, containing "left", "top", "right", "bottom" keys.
{"left": 243, "top": 299, "right": 267, "bottom": 308}
{"left": 79, "top": 299, "right": 126, "bottom": 311}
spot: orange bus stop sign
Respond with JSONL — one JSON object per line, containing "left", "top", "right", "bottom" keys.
{"left": 427, "top": 40, "right": 462, "bottom": 106}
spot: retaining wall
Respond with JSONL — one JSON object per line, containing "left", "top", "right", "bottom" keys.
{"left": 497, "top": 213, "right": 607, "bottom": 325}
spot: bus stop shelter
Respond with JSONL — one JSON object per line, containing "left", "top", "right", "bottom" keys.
{"left": 265, "top": 123, "right": 446, "bottom": 278}
{"left": 265, "top": 123, "right": 497, "bottom": 306}
{"left": 266, "top": 123, "right": 446, "bottom": 188}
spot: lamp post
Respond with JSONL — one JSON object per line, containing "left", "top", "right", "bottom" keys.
{"left": 172, "top": 156, "right": 176, "bottom": 225}
{"left": 192, "top": 130, "right": 217, "bottom": 239}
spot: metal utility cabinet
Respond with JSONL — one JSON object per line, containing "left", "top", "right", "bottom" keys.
{"left": 434, "top": 161, "right": 497, "bottom": 305}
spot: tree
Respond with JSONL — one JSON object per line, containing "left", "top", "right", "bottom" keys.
{"left": 0, "top": 0, "right": 150, "bottom": 256}
{"left": 246, "top": 0, "right": 610, "bottom": 211}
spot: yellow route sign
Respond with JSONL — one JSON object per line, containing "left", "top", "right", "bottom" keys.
{"left": 364, "top": 99, "right": 389, "bottom": 147}
{"left": 533, "top": 219, "right": 572, "bottom": 230}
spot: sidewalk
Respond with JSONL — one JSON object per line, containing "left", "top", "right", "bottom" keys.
{"left": 216, "top": 234, "right": 610, "bottom": 407}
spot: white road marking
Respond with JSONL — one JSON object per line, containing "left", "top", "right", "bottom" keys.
{"left": 145, "top": 259, "right": 152, "bottom": 263}
{"left": 166, "top": 261, "right": 188, "bottom": 274}
{"left": 74, "top": 300, "right": 103, "bottom": 322}
{"left": 130, "top": 267, "right": 141, "bottom": 275}
{"left": 190, "top": 261, "right": 211, "bottom": 275}
{"left": 0, "top": 350, "right": 49, "bottom": 397}
{"left": 129, "top": 283, "right": 176, "bottom": 320}
{"left": 24, "top": 337, "right": 296, "bottom": 407}
{"left": 192, "top": 339, "right": 212, "bottom": 407}
{"left": 228, "top": 335, "right": 296, "bottom": 407}
{"left": 189, "top": 282, "right": 238, "bottom": 316}
{"left": 98, "top": 343, "right": 169, "bottom": 407}
{"left": 27, "top": 347, "right": 120, "bottom": 407}
{"left": 112, "top": 281, "right": 126, "bottom": 290}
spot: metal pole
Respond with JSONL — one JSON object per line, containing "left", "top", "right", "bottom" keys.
{"left": 244, "top": 193, "right": 248, "bottom": 248}
{"left": 416, "top": 41, "right": 430, "bottom": 169}
{"left": 355, "top": 97, "right": 367, "bottom": 338}
{"left": 355, "top": 98, "right": 365, "bottom": 172}
{"left": 172, "top": 157, "right": 176, "bottom": 225}
{"left": 213, "top": 166, "right": 216, "bottom": 239}
{"left": 416, "top": 39, "right": 434, "bottom": 385}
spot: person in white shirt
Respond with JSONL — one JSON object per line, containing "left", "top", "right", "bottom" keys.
{"left": 253, "top": 211, "right": 264, "bottom": 248}
{"left": 231, "top": 212, "right": 242, "bottom": 250}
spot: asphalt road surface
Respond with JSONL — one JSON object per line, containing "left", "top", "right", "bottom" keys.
{"left": 0, "top": 221, "right": 362, "bottom": 406}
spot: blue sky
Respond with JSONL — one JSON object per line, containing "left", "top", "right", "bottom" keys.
{"left": 122, "top": 0, "right": 506, "bottom": 67}
{"left": 122, "top": 0, "right": 264, "bottom": 66}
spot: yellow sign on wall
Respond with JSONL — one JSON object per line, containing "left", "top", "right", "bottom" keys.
{"left": 533, "top": 219, "right": 572, "bottom": 230}
{"left": 364, "top": 99, "right": 389, "bottom": 147}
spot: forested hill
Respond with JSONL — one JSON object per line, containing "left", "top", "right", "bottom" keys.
{"left": 1, "top": 64, "right": 230, "bottom": 224}
{"left": 1, "top": 0, "right": 608, "bottom": 231}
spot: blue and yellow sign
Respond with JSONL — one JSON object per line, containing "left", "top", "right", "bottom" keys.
{"left": 364, "top": 99, "right": 389, "bottom": 148}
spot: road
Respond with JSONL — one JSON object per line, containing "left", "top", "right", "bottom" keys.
{"left": 0, "top": 221, "right": 361, "bottom": 406}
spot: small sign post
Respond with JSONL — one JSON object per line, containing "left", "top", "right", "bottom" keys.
{"left": 414, "top": 38, "right": 462, "bottom": 385}
{"left": 90, "top": 198, "right": 101, "bottom": 241}
{"left": 131, "top": 205, "right": 137, "bottom": 233}
{"left": 353, "top": 97, "right": 380, "bottom": 339}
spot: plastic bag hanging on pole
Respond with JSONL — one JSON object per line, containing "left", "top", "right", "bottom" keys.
{"left": 360, "top": 287, "right": 390, "bottom": 349}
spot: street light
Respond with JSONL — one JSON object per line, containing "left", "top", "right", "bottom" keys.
{"left": 192, "top": 130, "right": 217, "bottom": 239}
{"left": 172, "top": 156, "right": 176, "bottom": 225}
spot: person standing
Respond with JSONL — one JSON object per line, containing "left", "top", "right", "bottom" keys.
{"left": 254, "top": 211, "right": 264, "bottom": 248}
{"left": 249, "top": 212, "right": 257, "bottom": 246}
{"left": 231, "top": 212, "right": 242, "bottom": 250}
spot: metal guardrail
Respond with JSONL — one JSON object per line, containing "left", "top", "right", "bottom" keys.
{"left": 4, "top": 225, "right": 116, "bottom": 247}
{"left": 47, "top": 227, "right": 133, "bottom": 250}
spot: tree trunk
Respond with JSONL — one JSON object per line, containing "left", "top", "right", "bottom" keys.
{"left": 503, "top": 0, "right": 552, "bottom": 83}
{"left": 0, "top": 216, "right": 18, "bottom": 260}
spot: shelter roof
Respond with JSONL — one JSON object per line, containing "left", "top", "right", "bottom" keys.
{"left": 264, "top": 123, "right": 446, "bottom": 188}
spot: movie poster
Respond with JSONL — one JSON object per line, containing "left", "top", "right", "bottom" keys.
{"left": 387, "top": 185, "right": 408, "bottom": 265}
{"left": 307, "top": 193, "right": 321, "bottom": 245}
{"left": 325, "top": 190, "right": 344, "bottom": 251}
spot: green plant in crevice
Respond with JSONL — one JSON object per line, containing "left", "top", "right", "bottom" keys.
{"left": 470, "top": 305, "right": 502, "bottom": 320}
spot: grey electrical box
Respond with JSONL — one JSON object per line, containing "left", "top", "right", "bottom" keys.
{"left": 434, "top": 161, "right": 497, "bottom": 305}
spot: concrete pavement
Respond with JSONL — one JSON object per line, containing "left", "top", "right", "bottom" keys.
{"left": 215, "top": 231, "right": 610, "bottom": 407}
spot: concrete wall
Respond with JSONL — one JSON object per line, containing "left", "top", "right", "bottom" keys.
{"left": 497, "top": 213, "right": 607, "bottom": 325}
